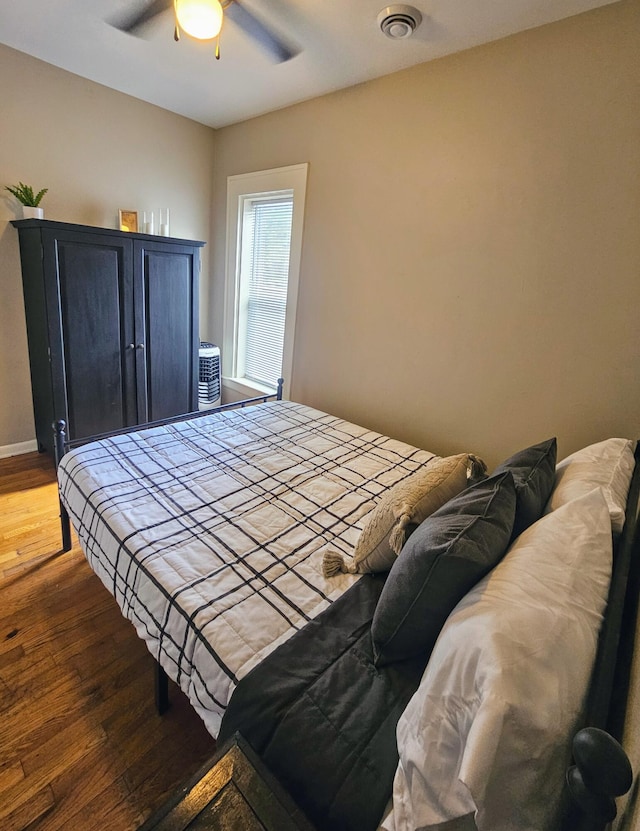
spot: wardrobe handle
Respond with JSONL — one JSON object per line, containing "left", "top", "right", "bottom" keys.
{"left": 127, "top": 343, "right": 135, "bottom": 350}
{"left": 136, "top": 343, "right": 145, "bottom": 350}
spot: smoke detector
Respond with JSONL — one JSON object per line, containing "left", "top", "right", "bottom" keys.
{"left": 377, "top": 5, "right": 422, "bottom": 40}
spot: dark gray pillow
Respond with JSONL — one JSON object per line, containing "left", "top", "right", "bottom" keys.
{"left": 371, "top": 471, "right": 516, "bottom": 666}
{"left": 493, "top": 438, "right": 557, "bottom": 539}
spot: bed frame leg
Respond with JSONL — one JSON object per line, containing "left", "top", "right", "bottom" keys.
{"left": 155, "top": 662, "right": 170, "bottom": 715}
{"left": 53, "top": 420, "right": 73, "bottom": 552}
{"left": 60, "top": 504, "right": 72, "bottom": 552}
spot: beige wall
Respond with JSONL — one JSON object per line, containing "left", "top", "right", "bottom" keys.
{"left": 209, "top": 0, "right": 640, "bottom": 469}
{"left": 0, "top": 44, "right": 214, "bottom": 451}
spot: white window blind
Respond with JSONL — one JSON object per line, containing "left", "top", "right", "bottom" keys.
{"left": 239, "top": 194, "right": 293, "bottom": 387}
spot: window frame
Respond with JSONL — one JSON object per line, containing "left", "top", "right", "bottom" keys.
{"left": 223, "top": 163, "right": 308, "bottom": 400}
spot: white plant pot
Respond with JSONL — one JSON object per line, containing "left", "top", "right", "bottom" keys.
{"left": 22, "top": 206, "right": 44, "bottom": 219}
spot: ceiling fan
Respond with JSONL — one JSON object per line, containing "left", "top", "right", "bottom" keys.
{"left": 112, "top": 0, "right": 298, "bottom": 62}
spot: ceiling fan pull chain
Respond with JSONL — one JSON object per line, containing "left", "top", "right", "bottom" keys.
{"left": 173, "top": 0, "right": 180, "bottom": 40}
{"left": 215, "top": 34, "right": 220, "bottom": 59}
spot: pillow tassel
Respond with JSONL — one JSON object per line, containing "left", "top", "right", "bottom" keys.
{"left": 468, "top": 454, "right": 488, "bottom": 482}
{"left": 389, "top": 511, "right": 412, "bottom": 555}
{"left": 322, "top": 551, "right": 357, "bottom": 577}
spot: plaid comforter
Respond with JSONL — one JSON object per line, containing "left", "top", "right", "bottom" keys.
{"left": 58, "top": 401, "right": 436, "bottom": 737}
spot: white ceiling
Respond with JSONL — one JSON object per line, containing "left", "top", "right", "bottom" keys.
{"left": 0, "top": 0, "right": 619, "bottom": 129}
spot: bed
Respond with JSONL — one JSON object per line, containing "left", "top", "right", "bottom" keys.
{"left": 55, "top": 395, "right": 436, "bottom": 736}
{"left": 53, "top": 393, "right": 640, "bottom": 831}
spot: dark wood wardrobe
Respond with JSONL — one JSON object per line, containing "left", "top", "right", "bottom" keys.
{"left": 12, "top": 219, "right": 204, "bottom": 455}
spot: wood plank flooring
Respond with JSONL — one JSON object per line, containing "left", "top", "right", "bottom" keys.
{"left": 0, "top": 452, "right": 217, "bottom": 830}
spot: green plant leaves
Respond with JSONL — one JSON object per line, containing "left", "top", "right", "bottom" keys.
{"left": 4, "top": 181, "right": 48, "bottom": 206}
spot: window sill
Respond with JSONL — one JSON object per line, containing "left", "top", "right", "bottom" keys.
{"left": 223, "top": 377, "right": 277, "bottom": 400}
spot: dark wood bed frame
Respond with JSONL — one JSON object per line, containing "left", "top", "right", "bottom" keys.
{"left": 51, "top": 395, "right": 639, "bottom": 831}
{"left": 53, "top": 379, "right": 284, "bottom": 553}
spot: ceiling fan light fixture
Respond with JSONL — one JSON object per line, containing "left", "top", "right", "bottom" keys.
{"left": 377, "top": 5, "right": 422, "bottom": 39}
{"left": 174, "top": 0, "right": 223, "bottom": 40}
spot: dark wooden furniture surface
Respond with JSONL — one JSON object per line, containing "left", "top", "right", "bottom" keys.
{"left": 137, "top": 733, "right": 316, "bottom": 831}
{"left": 12, "top": 219, "right": 203, "bottom": 455}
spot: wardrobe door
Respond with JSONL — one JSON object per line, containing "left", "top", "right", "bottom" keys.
{"left": 133, "top": 239, "right": 199, "bottom": 423}
{"left": 46, "top": 230, "right": 136, "bottom": 440}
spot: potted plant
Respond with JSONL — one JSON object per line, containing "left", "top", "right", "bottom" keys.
{"left": 5, "top": 182, "right": 48, "bottom": 219}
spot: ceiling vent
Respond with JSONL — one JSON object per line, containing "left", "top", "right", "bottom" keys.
{"left": 377, "top": 5, "right": 422, "bottom": 40}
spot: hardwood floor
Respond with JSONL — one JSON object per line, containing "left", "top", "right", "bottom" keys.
{"left": 0, "top": 452, "right": 217, "bottom": 830}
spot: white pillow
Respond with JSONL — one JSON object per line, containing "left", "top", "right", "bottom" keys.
{"left": 545, "top": 438, "right": 636, "bottom": 534}
{"left": 390, "top": 488, "right": 612, "bottom": 831}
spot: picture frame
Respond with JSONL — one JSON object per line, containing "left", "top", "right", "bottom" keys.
{"left": 119, "top": 209, "right": 138, "bottom": 233}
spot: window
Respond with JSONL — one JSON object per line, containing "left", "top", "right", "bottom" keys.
{"left": 239, "top": 194, "right": 292, "bottom": 387}
{"left": 224, "top": 164, "right": 308, "bottom": 399}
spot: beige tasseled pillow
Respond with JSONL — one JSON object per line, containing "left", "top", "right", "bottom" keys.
{"left": 323, "top": 453, "right": 487, "bottom": 577}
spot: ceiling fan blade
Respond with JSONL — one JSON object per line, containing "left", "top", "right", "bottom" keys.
{"left": 225, "top": 1, "right": 299, "bottom": 62}
{"left": 112, "top": 0, "right": 173, "bottom": 35}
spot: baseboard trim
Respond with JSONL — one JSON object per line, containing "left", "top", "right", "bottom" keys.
{"left": 0, "top": 439, "right": 39, "bottom": 459}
